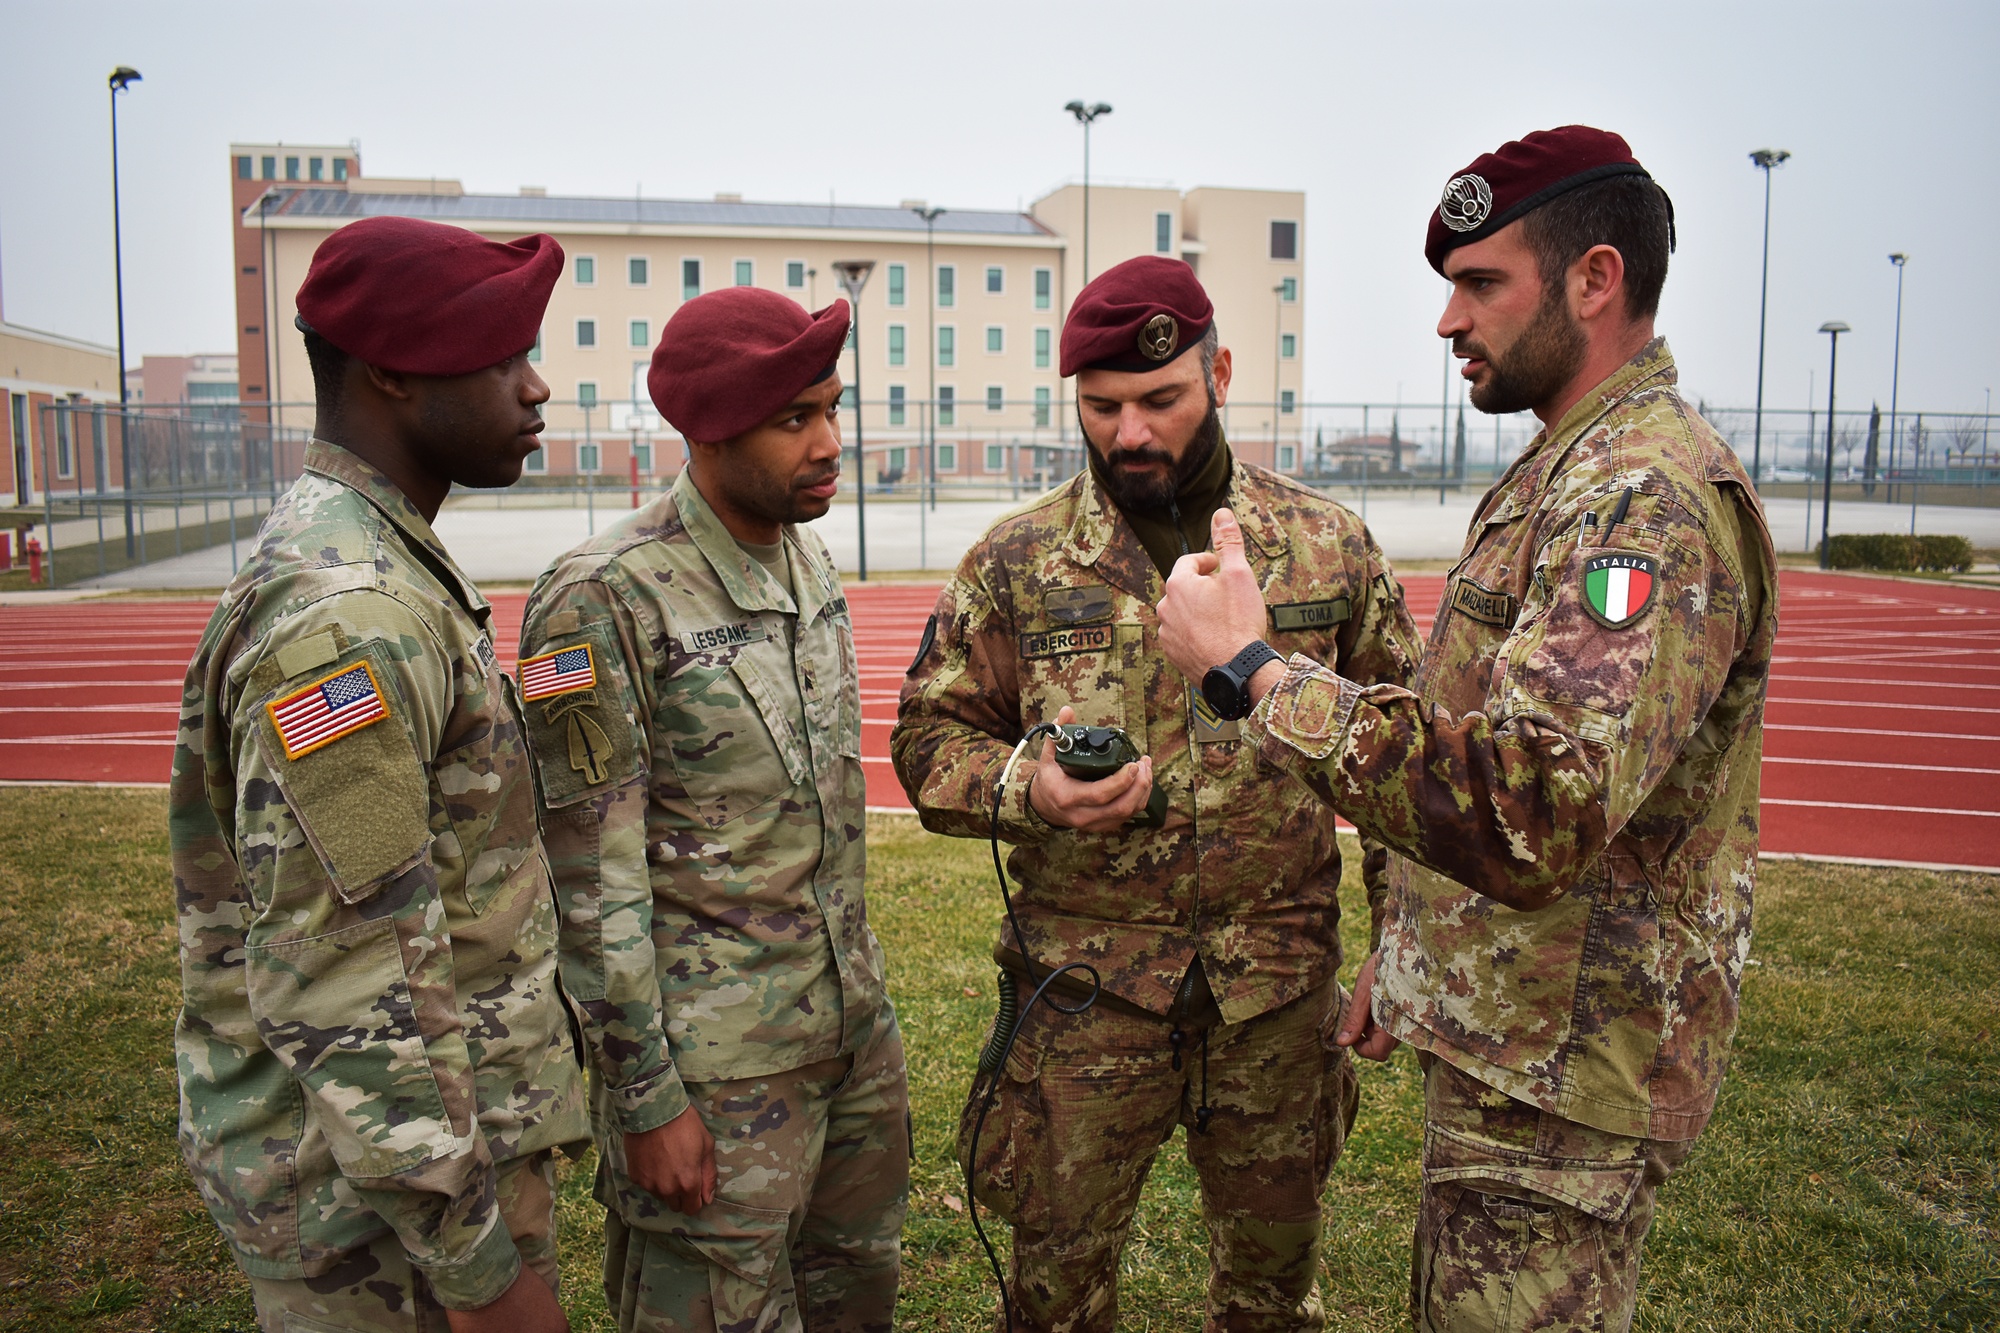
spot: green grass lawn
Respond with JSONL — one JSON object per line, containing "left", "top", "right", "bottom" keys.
{"left": 0, "top": 788, "right": 1993, "bottom": 1330}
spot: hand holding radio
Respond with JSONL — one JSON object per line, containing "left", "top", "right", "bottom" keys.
{"left": 1027, "top": 706, "right": 1160, "bottom": 833}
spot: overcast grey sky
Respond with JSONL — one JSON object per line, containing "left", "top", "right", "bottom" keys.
{"left": 2, "top": 0, "right": 1993, "bottom": 419}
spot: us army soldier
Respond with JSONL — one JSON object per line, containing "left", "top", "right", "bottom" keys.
{"left": 170, "top": 217, "right": 589, "bottom": 1331}
{"left": 1157, "top": 127, "right": 1780, "bottom": 1332}
{"left": 893, "top": 256, "right": 1422, "bottom": 1332}
{"left": 519, "top": 287, "right": 908, "bottom": 1333}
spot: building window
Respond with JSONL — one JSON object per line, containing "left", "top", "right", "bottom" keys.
{"left": 1034, "top": 386, "right": 1051, "bottom": 427}
{"left": 734, "top": 260, "right": 753, "bottom": 287}
{"left": 576, "top": 319, "right": 597, "bottom": 348}
{"left": 1280, "top": 389, "right": 1295, "bottom": 414}
{"left": 937, "top": 327, "right": 955, "bottom": 368}
{"left": 1034, "top": 268, "right": 1052, "bottom": 310}
{"left": 1156, "top": 212, "right": 1172, "bottom": 253}
{"left": 261, "top": 155, "right": 276, "bottom": 180}
{"left": 285, "top": 156, "right": 300, "bottom": 181}
{"left": 628, "top": 256, "right": 649, "bottom": 286}
{"left": 888, "top": 447, "right": 906, "bottom": 475}
{"left": 1278, "top": 443, "right": 1296, "bottom": 471}
{"left": 1270, "top": 220, "right": 1299, "bottom": 261}
{"left": 887, "top": 263, "right": 906, "bottom": 307}
{"left": 579, "top": 441, "right": 601, "bottom": 473}
{"left": 310, "top": 157, "right": 325, "bottom": 182}
{"left": 985, "top": 442, "right": 1004, "bottom": 472}
{"left": 938, "top": 385, "right": 955, "bottom": 426}
{"left": 841, "top": 384, "right": 858, "bottom": 411}
{"left": 575, "top": 256, "right": 596, "bottom": 285}
{"left": 1034, "top": 327, "right": 1051, "bottom": 369}
{"left": 235, "top": 155, "right": 252, "bottom": 180}
{"left": 985, "top": 266, "right": 1004, "bottom": 294}
{"left": 1281, "top": 333, "right": 1297, "bottom": 359}
{"left": 1280, "top": 276, "right": 1298, "bottom": 303}
{"left": 787, "top": 260, "right": 806, "bottom": 289}
{"left": 887, "top": 325, "right": 906, "bottom": 367}
{"left": 888, "top": 385, "right": 906, "bottom": 426}
{"left": 630, "top": 319, "right": 649, "bottom": 348}
{"left": 985, "top": 326, "right": 1004, "bottom": 355}
{"left": 523, "top": 446, "right": 547, "bottom": 474}
{"left": 333, "top": 158, "right": 349, "bottom": 182}
{"left": 936, "top": 264, "right": 955, "bottom": 309}
{"left": 986, "top": 385, "right": 1004, "bottom": 413}
{"left": 938, "top": 442, "right": 957, "bottom": 472}
{"left": 682, "top": 259, "right": 701, "bottom": 300}
{"left": 55, "top": 412, "right": 73, "bottom": 479}
{"left": 528, "top": 329, "right": 543, "bottom": 362}
{"left": 578, "top": 382, "right": 598, "bottom": 408}
{"left": 634, "top": 442, "right": 653, "bottom": 474}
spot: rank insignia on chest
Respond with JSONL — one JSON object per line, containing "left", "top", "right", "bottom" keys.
{"left": 1582, "top": 554, "right": 1656, "bottom": 629}
{"left": 520, "top": 642, "right": 597, "bottom": 700}
{"left": 268, "top": 662, "right": 389, "bottom": 760}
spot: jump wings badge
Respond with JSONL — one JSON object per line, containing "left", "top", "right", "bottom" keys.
{"left": 1582, "top": 553, "right": 1656, "bottom": 629}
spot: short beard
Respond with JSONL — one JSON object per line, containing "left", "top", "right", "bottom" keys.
{"left": 1460, "top": 283, "right": 1587, "bottom": 416}
{"left": 1084, "top": 391, "right": 1223, "bottom": 513}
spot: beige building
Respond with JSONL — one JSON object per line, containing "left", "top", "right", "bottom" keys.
{"left": 2, "top": 318, "right": 123, "bottom": 507}
{"left": 127, "top": 353, "right": 238, "bottom": 409}
{"left": 232, "top": 141, "right": 1306, "bottom": 484}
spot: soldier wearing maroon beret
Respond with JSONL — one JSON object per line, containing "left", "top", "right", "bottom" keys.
{"left": 894, "top": 255, "right": 1424, "bottom": 1329}
{"left": 1159, "top": 125, "right": 1779, "bottom": 1332}
{"left": 171, "top": 214, "right": 591, "bottom": 1332}
{"left": 518, "top": 286, "right": 909, "bottom": 1333}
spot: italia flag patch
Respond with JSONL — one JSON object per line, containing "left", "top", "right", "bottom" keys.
{"left": 519, "top": 642, "right": 596, "bottom": 701}
{"left": 268, "top": 662, "right": 390, "bottom": 760}
{"left": 1582, "top": 554, "right": 1657, "bottom": 629}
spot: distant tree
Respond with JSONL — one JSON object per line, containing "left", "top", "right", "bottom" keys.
{"left": 1452, "top": 406, "right": 1467, "bottom": 481}
{"left": 1862, "top": 403, "right": 1880, "bottom": 497}
{"left": 1388, "top": 414, "right": 1403, "bottom": 474}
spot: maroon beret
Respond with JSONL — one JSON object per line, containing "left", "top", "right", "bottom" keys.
{"left": 1059, "top": 255, "right": 1214, "bottom": 377}
{"left": 295, "top": 216, "right": 561, "bottom": 375}
{"left": 1425, "top": 125, "right": 1661, "bottom": 274}
{"left": 649, "top": 288, "right": 850, "bottom": 443}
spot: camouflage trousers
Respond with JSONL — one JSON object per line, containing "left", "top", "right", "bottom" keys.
{"left": 961, "top": 975, "right": 1359, "bottom": 1333}
{"left": 248, "top": 1149, "right": 560, "bottom": 1332}
{"left": 1412, "top": 1055, "right": 1693, "bottom": 1333}
{"left": 597, "top": 1005, "right": 910, "bottom": 1333}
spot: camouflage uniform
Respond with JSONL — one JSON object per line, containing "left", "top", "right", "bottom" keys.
{"left": 520, "top": 465, "right": 907, "bottom": 1333}
{"left": 894, "top": 447, "right": 1422, "bottom": 1332}
{"left": 1251, "top": 341, "right": 1778, "bottom": 1331}
{"left": 169, "top": 439, "right": 590, "bottom": 1326}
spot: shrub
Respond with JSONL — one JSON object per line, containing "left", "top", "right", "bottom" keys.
{"left": 1822, "top": 533, "right": 1974, "bottom": 573}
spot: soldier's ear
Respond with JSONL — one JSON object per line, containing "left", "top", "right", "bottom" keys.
{"left": 1209, "top": 346, "right": 1233, "bottom": 407}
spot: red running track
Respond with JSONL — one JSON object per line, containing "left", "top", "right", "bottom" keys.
{"left": 4, "top": 571, "right": 1995, "bottom": 871}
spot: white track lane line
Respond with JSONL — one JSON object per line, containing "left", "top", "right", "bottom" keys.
{"left": 1762, "top": 797, "right": 2000, "bottom": 818}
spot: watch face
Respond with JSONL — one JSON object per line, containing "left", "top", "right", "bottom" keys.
{"left": 1202, "top": 665, "right": 1242, "bottom": 720}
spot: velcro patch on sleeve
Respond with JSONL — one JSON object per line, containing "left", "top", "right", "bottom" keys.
{"left": 520, "top": 642, "right": 597, "bottom": 700}
{"left": 267, "top": 662, "right": 390, "bottom": 760}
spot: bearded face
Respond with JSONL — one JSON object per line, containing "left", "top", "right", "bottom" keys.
{"left": 1457, "top": 278, "right": 1588, "bottom": 417}
{"left": 1084, "top": 386, "right": 1224, "bottom": 513}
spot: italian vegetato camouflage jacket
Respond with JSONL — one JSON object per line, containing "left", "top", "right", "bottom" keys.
{"left": 168, "top": 441, "right": 588, "bottom": 1306}
{"left": 1253, "top": 340, "right": 1780, "bottom": 1140}
{"left": 893, "top": 454, "right": 1422, "bottom": 1022}
{"left": 518, "top": 466, "right": 884, "bottom": 1138}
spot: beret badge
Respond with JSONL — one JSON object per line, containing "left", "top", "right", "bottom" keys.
{"left": 1138, "top": 313, "right": 1180, "bottom": 362}
{"left": 1438, "top": 173, "right": 1494, "bottom": 233}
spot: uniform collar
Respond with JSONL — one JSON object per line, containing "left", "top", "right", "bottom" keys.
{"left": 1506, "top": 337, "right": 1677, "bottom": 508}
{"left": 672, "top": 465, "right": 840, "bottom": 624}
{"left": 1064, "top": 435, "right": 1285, "bottom": 597}
{"left": 303, "top": 438, "right": 489, "bottom": 622}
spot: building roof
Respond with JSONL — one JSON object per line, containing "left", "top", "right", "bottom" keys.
{"left": 246, "top": 187, "right": 1054, "bottom": 238}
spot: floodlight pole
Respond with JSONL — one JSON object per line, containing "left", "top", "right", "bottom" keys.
{"left": 1818, "top": 321, "right": 1849, "bottom": 569}
{"left": 1065, "top": 101, "right": 1112, "bottom": 284}
{"left": 834, "top": 260, "right": 876, "bottom": 580}
{"left": 109, "top": 65, "right": 141, "bottom": 556}
{"left": 1887, "top": 253, "right": 1907, "bottom": 518}
{"left": 1748, "top": 148, "right": 1790, "bottom": 488}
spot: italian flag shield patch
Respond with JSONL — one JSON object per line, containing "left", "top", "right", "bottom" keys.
{"left": 1582, "top": 553, "right": 1656, "bottom": 629}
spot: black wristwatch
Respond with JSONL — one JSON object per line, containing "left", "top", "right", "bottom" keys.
{"left": 1201, "top": 640, "right": 1282, "bottom": 721}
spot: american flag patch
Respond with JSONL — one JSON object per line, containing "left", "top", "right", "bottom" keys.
{"left": 267, "top": 662, "right": 390, "bottom": 760}
{"left": 519, "top": 642, "right": 596, "bottom": 701}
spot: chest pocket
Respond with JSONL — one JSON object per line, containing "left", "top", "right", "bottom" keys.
{"left": 660, "top": 624, "right": 810, "bottom": 828}
{"left": 1427, "top": 506, "right": 1532, "bottom": 705}
{"left": 1018, "top": 619, "right": 1142, "bottom": 743}
{"left": 433, "top": 651, "right": 538, "bottom": 916}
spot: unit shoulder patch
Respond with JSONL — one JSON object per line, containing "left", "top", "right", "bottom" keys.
{"left": 1581, "top": 553, "right": 1657, "bottom": 629}
{"left": 908, "top": 614, "right": 938, "bottom": 674}
{"left": 520, "top": 641, "right": 597, "bottom": 701}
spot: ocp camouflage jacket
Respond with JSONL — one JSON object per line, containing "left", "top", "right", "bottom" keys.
{"left": 894, "top": 455, "right": 1422, "bottom": 1022}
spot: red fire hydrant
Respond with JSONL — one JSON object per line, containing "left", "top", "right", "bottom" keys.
{"left": 25, "top": 534, "right": 44, "bottom": 586}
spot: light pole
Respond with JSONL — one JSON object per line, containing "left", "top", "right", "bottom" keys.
{"left": 914, "top": 205, "right": 945, "bottom": 520}
{"left": 1064, "top": 101, "right": 1112, "bottom": 285}
{"left": 1887, "top": 253, "right": 1908, "bottom": 512}
{"left": 109, "top": 65, "right": 141, "bottom": 556}
{"left": 1748, "top": 148, "right": 1790, "bottom": 488}
{"left": 833, "top": 260, "right": 876, "bottom": 581}
{"left": 1818, "top": 321, "right": 1849, "bottom": 569}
